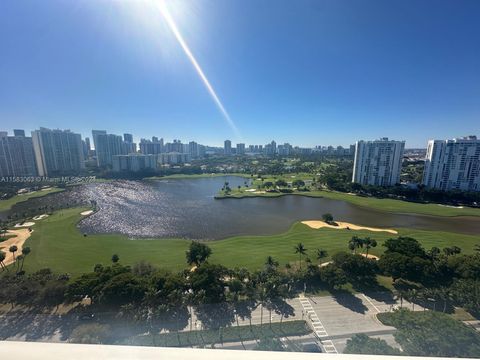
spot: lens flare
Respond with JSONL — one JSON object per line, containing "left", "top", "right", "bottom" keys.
{"left": 154, "top": 1, "right": 241, "bottom": 139}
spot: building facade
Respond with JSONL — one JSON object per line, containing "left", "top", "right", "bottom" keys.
{"left": 224, "top": 140, "right": 232, "bottom": 155}
{"left": 423, "top": 136, "right": 480, "bottom": 192}
{"left": 352, "top": 138, "right": 405, "bottom": 186}
{"left": 32, "top": 128, "right": 84, "bottom": 176}
{"left": 0, "top": 131, "right": 37, "bottom": 177}
{"left": 112, "top": 152, "right": 190, "bottom": 172}
{"left": 236, "top": 143, "right": 245, "bottom": 155}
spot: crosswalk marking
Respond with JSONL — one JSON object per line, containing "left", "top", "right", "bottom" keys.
{"left": 298, "top": 296, "right": 338, "bottom": 354}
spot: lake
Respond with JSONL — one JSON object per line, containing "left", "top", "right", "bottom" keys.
{"left": 2, "top": 176, "right": 480, "bottom": 239}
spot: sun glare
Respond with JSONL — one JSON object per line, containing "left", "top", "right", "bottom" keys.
{"left": 150, "top": 0, "right": 241, "bottom": 140}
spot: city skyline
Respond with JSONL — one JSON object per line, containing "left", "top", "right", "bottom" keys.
{"left": 1, "top": 0, "right": 480, "bottom": 147}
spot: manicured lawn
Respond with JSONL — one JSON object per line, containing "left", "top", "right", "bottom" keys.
{"left": 0, "top": 187, "right": 64, "bottom": 211}
{"left": 22, "top": 207, "right": 480, "bottom": 276}
{"left": 125, "top": 320, "right": 309, "bottom": 347}
{"left": 218, "top": 189, "right": 480, "bottom": 217}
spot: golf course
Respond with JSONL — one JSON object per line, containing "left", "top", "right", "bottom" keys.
{"left": 217, "top": 188, "right": 480, "bottom": 217}
{"left": 0, "top": 187, "right": 64, "bottom": 211}
{"left": 20, "top": 207, "right": 480, "bottom": 276}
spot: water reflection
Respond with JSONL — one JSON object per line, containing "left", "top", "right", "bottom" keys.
{"left": 2, "top": 176, "right": 479, "bottom": 239}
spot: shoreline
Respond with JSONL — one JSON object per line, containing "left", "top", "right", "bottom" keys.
{"left": 21, "top": 207, "right": 480, "bottom": 275}
{"left": 215, "top": 190, "right": 480, "bottom": 218}
{"left": 0, "top": 187, "right": 65, "bottom": 212}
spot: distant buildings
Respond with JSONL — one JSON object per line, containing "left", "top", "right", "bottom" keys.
{"left": 32, "top": 128, "right": 84, "bottom": 176}
{"left": 112, "top": 152, "right": 190, "bottom": 172}
{"left": 92, "top": 131, "right": 125, "bottom": 167}
{"left": 352, "top": 138, "right": 405, "bottom": 186}
{"left": 236, "top": 143, "right": 245, "bottom": 155}
{"left": 423, "top": 136, "right": 480, "bottom": 192}
{"left": 165, "top": 139, "right": 184, "bottom": 153}
{"left": 112, "top": 154, "right": 157, "bottom": 172}
{"left": 224, "top": 140, "right": 232, "bottom": 155}
{"left": 278, "top": 143, "right": 292, "bottom": 156}
{"left": 122, "top": 133, "right": 136, "bottom": 154}
{"left": 139, "top": 137, "right": 164, "bottom": 155}
{"left": 0, "top": 130, "right": 37, "bottom": 177}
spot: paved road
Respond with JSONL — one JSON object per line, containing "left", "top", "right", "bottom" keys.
{"left": 0, "top": 291, "right": 427, "bottom": 353}
{"left": 297, "top": 292, "right": 423, "bottom": 353}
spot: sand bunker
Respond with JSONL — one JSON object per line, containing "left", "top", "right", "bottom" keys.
{"left": 360, "top": 253, "right": 380, "bottom": 260}
{"left": 33, "top": 214, "right": 49, "bottom": 220}
{"left": 301, "top": 220, "right": 398, "bottom": 234}
{"left": 0, "top": 229, "right": 32, "bottom": 266}
{"left": 80, "top": 210, "right": 94, "bottom": 216}
{"left": 14, "top": 222, "right": 35, "bottom": 228}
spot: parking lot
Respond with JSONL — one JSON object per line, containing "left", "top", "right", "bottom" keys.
{"left": 297, "top": 292, "right": 423, "bottom": 353}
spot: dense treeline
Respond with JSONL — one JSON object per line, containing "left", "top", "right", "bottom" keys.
{"left": 319, "top": 164, "right": 480, "bottom": 206}
{"left": 1, "top": 236, "right": 480, "bottom": 353}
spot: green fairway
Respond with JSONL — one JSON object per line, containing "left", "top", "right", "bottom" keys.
{"left": 217, "top": 189, "right": 480, "bottom": 217}
{"left": 0, "top": 187, "right": 64, "bottom": 211}
{"left": 22, "top": 207, "right": 480, "bottom": 276}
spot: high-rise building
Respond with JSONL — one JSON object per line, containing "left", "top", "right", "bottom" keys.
{"left": 94, "top": 132, "right": 125, "bottom": 167}
{"left": 32, "top": 128, "right": 84, "bottom": 176}
{"left": 352, "top": 138, "right": 405, "bottom": 186}
{"left": 236, "top": 143, "right": 245, "bottom": 155}
{"left": 139, "top": 138, "right": 164, "bottom": 154}
{"left": 91, "top": 130, "right": 107, "bottom": 154}
{"left": 0, "top": 130, "right": 37, "bottom": 177}
{"left": 278, "top": 143, "right": 292, "bottom": 156}
{"left": 224, "top": 140, "right": 232, "bottom": 155}
{"left": 165, "top": 139, "right": 183, "bottom": 153}
{"left": 123, "top": 133, "right": 133, "bottom": 143}
{"left": 189, "top": 141, "right": 200, "bottom": 158}
{"left": 13, "top": 129, "right": 25, "bottom": 137}
{"left": 423, "top": 136, "right": 480, "bottom": 192}
{"left": 122, "top": 134, "right": 136, "bottom": 154}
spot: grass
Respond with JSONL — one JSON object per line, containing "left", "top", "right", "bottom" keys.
{"left": 22, "top": 207, "right": 480, "bottom": 276}
{"left": 124, "top": 320, "right": 309, "bottom": 347}
{"left": 217, "top": 188, "right": 480, "bottom": 217}
{"left": 0, "top": 187, "right": 64, "bottom": 211}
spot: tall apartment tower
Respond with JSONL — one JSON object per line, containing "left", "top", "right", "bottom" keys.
{"left": 0, "top": 130, "right": 37, "bottom": 177}
{"left": 94, "top": 133, "right": 125, "bottom": 167}
{"left": 224, "top": 140, "right": 232, "bottom": 155}
{"left": 236, "top": 143, "right": 245, "bottom": 155}
{"left": 423, "top": 136, "right": 480, "bottom": 192}
{"left": 352, "top": 138, "right": 405, "bottom": 186}
{"left": 32, "top": 128, "right": 84, "bottom": 176}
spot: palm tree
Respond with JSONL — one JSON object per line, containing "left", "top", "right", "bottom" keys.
{"left": 348, "top": 236, "right": 363, "bottom": 254}
{"left": 265, "top": 256, "right": 279, "bottom": 269}
{"left": 294, "top": 243, "right": 307, "bottom": 269}
{"left": 407, "top": 289, "right": 418, "bottom": 311}
{"left": 363, "top": 238, "right": 377, "bottom": 256}
{"left": 19, "top": 246, "right": 31, "bottom": 272}
{"left": 0, "top": 251, "right": 7, "bottom": 272}
{"left": 316, "top": 249, "right": 328, "bottom": 261}
{"left": 428, "top": 246, "right": 441, "bottom": 260}
{"left": 16, "top": 255, "right": 23, "bottom": 273}
{"left": 9, "top": 245, "right": 18, "bottom": 262}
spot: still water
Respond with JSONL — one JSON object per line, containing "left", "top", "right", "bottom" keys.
{"left": 2, "top": 176, "right": 480, "bottom": 239}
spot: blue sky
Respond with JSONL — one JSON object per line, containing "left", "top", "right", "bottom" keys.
{"left": 1, "top": 0, "right": 479, "bottom": 147}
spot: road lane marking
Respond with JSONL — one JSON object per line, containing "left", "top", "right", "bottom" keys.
{"left": 362, "top": 294, "right": 381, "bottom": 314}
